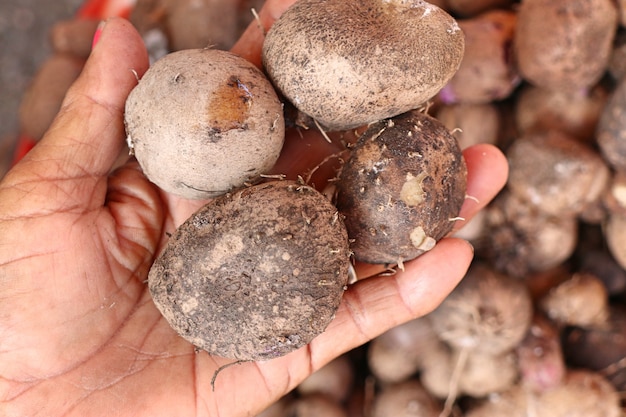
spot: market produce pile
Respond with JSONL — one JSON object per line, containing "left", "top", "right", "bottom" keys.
{"left": 12, "top": 0, "right": 626, "bottom": 416}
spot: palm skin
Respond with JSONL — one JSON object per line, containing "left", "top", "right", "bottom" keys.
{"left": 0, "top": 3, "right": 508, "bottom": 416}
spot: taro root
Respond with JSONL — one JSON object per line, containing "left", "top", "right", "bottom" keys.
{"left": 516, "top": 313, "right": 566, "bottom": 392}
{"left": 465, "top": 370, "right": 622, "bottom": 417}
{"left": 371, "top": 379, "right": 442, "bottom": 417}
{"left": 535, "top": 370, "right": 622, "bottom": 417}
{"left": 367, "top": 317, "right": 439, "bottom": 384}
{"left": 514, "top": 84, "right": 609, "bottom": 143}
{"left": 458, "top": 350, "right": 518, "bottom": 398}
{"left": 129, "top": 0, "right": 240, "bottom": 52}
{"left": 439, "top": 10, "right": 519, "bottom": 104}
{"left": 603, "top": 170, "right": 626, "bottom": 216}
{"left": 482, "top": 191, "right": 578, "bottom": 278}
{"left": 435, "top": 102, "right": 500, "bottom": 149}
{"left": 604, "top": 212, "right": 626, "bottom": 270}
{"left": 427, "top": 262, "right": 533, "bottom": 356}
{"left": 163, "top": 0, "right": 239, "bottom": 51}
{"left": 562, "top": 306, "right": 626, "bottom": 391}
{"left": 334, "top": 110, "right": 467, "bottom": 265}
{"left": 420, "top": 341, "right": 518, "bottom": 399}
{"left": 513, "top": 0, "right": 618, "bottom": 92}
{"left": 124, "top": 48, "right": 285, "bottom": 199}
{"left": 262, "top": 0, "right": 465, "bottom": 131}
{"left": 598, "top": 76, "right": 626, "bottom": 172}
{"left": 539, "top": 273, "right": 610, "bottom": 328}
{"left": 148, "top": 180, "right": 351, "bottom": 360}
{"left": 506, "top": 130, "right": 610, "bottom": 218}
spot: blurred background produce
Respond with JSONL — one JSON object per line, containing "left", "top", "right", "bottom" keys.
{"left": 0, "top": 0, "right": 83, "bottom": 174}
{"left": 2, "top": 0, "right": 626, "bottom": 416}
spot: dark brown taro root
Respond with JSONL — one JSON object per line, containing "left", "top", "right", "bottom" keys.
{"left": 562, "top": 306, "right": 626, "bottom": 391}
{"left": 334, "top": 110, "right": 467, "bottom": 265}
{"left": 148, "top": 180, "right": 351, "bottom": 360}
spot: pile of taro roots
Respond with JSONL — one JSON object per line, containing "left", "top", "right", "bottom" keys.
{"left": 10, "top": 0, "right": 626, "bottom": 416}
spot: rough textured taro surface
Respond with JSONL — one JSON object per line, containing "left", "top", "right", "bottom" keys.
{"left": 262, "top": 0, "right": 464, "bottom": 131}
{"left": 124, "top": 48, "right": 285, "bottom": 199}
{"left": 334, "top": 110, "right": 467, "bottom": 265}
{"left": 148, "top": 180, "right": 351, "bottom": 360}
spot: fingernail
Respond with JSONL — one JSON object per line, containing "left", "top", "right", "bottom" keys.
{"left": 92, "top": 20, "right": 106, "bottom": 49}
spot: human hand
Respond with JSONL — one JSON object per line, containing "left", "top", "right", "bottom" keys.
{"left": 0, "top": 2, "right": 507, "bottom": 416}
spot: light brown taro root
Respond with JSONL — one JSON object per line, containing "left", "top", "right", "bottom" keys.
{"left": 262, "top": 0, "right": 465, "bottom": 131}
{"left": 535, "top": 370, "right": 622, "bottom": 417}
{"left": 513, "top": 0, "right": 618, "bottom": 92}
{"left": 597, "top": 76, "right": 626, "bottom": 172}
{"left": 163, "top": 0, "right": 239, "bottom": 51}
{"left": 367, "top": 317, "right": 439, "bottom": 384}
{"left": 435, "top": 102, "right": 500, "bottom": 149}
{"left": 438, "top": 10, "right": 519, "bottom": 105}
{"left": 506, "top": 130, "right": 610, "bottom": 218}
{"left": 514, "top": 83, "right": 609, "bottom": 143}
{"left": 482, "top": 190, "right": 578, "bottom": 278}
{"left": 603, "top": 170, "right": 626, "bottom": 216}
{"left": 18, "top": 54, "right": 85, "bottom": 141}
{"left": 334, "top": 110, "right": 467, "bottom": 265}
{"left": 539, "top": 272, "right": 610, "bottom": 328}
{"left": 124, "top": 48, "right": 285, "bottom": 199}
{"left": 427, "top": 262, "right": 533, "bottom": 355}
{"left": 371, "top": 379, "right": 442, "bottom": 417}
{"left": 129, "top": 0, "right": 240, "bottom": 52}
{"left": 419, "top": 341, "right": 519, "bottom": 399}
{"left": 465, "top": 370, "right": 622, "bottom": 417}
{"left": 148, "top": 181, "right": 351, "bottom": 360}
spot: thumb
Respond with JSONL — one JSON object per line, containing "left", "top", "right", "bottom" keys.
{"left": 1, "top": 17, "right": 149, "bottom": 212}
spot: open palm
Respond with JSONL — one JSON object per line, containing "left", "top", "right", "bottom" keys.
{"left": 0, "top": 5, "right": 507, "bottom": 417}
